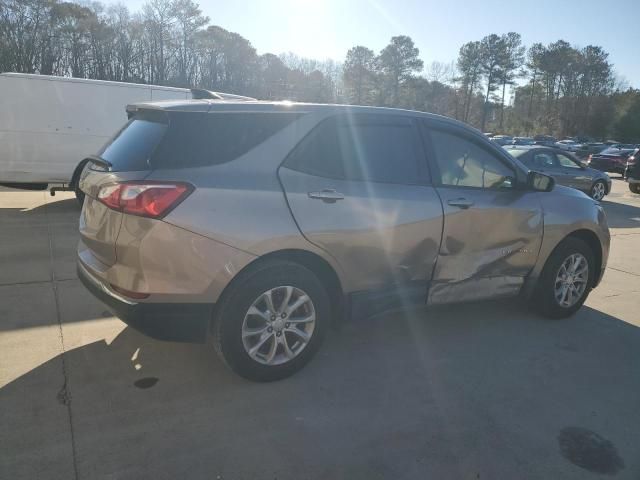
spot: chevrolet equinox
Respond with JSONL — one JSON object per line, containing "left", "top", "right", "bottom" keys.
{"left": 78, "top": 101, "right": 610, "bottom": 381}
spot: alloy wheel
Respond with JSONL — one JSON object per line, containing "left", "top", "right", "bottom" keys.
{"left": 241, "top": 286, "right": 316, "bottom": 366}
{"left": 554, "top": 253, "right": 589, "bottom": 308}
{"left": 591, "top": 182, "right": 606, "bottom": 200}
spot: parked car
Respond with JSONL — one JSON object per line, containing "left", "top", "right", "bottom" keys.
{"left": 507, "top": 146, "right": 611, "bottom": 200}
{"left": 623, "top": 149, "right": 640, "bottom": 193}
{"left": 555, "top": 139, "right": 581, "bottom": 152}
{"left": 512, "top": 137, "right": 535, "bottom": 145}
{"left": 533, "top": 135, "right": 557, "bottom": 146}
{"left": 0, "top": 72, "right": 253, "bottom": 202}
{"left": 575, "top": 142, "right": 608, "bottom": 159}
{"left": 78, "top": 101, "right": 610, "bottom": 381}
{"left": 490, "top": 135, "right": 513, "bottom": 146}
{"left": 587, "top": 146, "right": 637, "bottom": 175}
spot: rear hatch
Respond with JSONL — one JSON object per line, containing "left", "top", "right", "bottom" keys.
{"left": 79, "top": 110, "right": 168, "bottom": 267}
{"left": 79, "top": 103, "right": 303, "bottom": 269}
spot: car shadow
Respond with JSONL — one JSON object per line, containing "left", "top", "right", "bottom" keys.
{"left": 600, "top": 200, "right": 640, "bottom": 228}
{"left": 1, "top": 302, "right": 638, "bottom": 479}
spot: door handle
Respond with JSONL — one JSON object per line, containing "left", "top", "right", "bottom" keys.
{"left": 447, "top": 198, "right": 474, "bottom": 209}
{"left": 308, "top": 189, "right": 345, "bottom": 203}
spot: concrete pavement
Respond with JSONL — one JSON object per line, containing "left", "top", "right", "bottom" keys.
{"left": 1, "top": 180, "right": 639, "bottom": 479}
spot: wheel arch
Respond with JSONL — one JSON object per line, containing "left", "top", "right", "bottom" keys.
{"left": 69, "top": 158, "right": 89, "bottom": 188}
{"left": 564, "top": 229, "right": 603, "bottom": 288}
{"left": 214, "top": 248, "right": 346, "bottom": 327}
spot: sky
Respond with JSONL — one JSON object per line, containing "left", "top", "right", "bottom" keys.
{"left": 106, "top": 0, "right": 640, "bottom": 87}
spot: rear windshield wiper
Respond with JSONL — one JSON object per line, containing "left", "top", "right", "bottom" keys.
{"left": 85, "top": 155, "right": 112, "bottom": 171}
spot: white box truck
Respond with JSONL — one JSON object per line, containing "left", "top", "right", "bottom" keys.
{"left": 0, "top": 73, "right": 252, "bottom": 202}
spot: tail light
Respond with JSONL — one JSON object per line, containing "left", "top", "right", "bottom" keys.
{"left": 97, "top": 182, "right": 193, "bottom": 218}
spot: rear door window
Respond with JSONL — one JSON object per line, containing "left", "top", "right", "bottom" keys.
{"left": 284, "top": 114, "right": 427, "bottom": 185}
{"left": 152, "top": 112, "right": 301, "bottom": 169}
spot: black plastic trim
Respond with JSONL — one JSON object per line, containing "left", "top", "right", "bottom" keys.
{"left": 78, "top": 264, "right": 212, "bottom": 343}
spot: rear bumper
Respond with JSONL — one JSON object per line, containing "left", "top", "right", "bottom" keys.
{"left": 78, "top": 262, "right": 212, "bottom": 343}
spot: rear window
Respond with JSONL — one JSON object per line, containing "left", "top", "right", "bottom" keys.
{"left": 97, "top": 111, "right": 168, "bottom": 171}
{"left": 506, "top": 149, "right": 528, "bottom": 158}
{"left": 600, "top": 147, "right": 633, "bottom": 156}
{"left": 151, "top": 112, "right": 302, "bottom": 169}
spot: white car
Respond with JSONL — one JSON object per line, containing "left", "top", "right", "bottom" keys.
{"left": 555, "top": 139, "right": 582, "bottom": 152}
{"left": 0, "top": 73, "right": 252, "bottom": 202}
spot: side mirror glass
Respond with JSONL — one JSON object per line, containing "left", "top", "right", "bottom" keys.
{"left": 528, "top": 170, "right": 555, "bottom": 192}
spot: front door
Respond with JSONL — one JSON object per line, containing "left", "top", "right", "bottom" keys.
{"left": 279, "top": 114, "right": 444, "bottom": 298}
{"left": 422, "top": 123, "right": 544, "bottom": 304}
{"left": 555, "top": 151, "right": 592, "bottom": 191}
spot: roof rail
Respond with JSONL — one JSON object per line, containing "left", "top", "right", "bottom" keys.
{"left": 190, "top": 88, "right": 256, "bottom": 101}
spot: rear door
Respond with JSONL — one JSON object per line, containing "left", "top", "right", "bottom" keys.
{"left": 422, "top": 122, "right": 543, "bottom": 304}
{"left": 279, "top": 114, "right": 443, "bottom": 296}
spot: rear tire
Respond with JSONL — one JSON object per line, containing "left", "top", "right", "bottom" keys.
{"left": 74, "top": 185, "right": 85, "bottom": 205}
{"left": 212, "top": 259, "right": 330, "bottom": 381}
{"left": 531, "top": 238, "right": 595, "bottom": 319}
{"left": 630, "top": 183, "right": 640, "bottom": 194}
{"left": 590, "top": 180, "right": 606, "bottom": 200}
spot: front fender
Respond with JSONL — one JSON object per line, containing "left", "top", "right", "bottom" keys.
{"left": 522, "top": 187, "right": 610, "bottom": 298}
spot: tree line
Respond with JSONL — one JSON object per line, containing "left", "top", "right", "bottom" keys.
{"left": 2, "top": 0, "right": 639, "bottom": 141}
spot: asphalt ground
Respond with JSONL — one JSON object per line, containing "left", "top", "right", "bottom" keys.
{"left": 1, "top": 178, "right": 639, "bottom": 479}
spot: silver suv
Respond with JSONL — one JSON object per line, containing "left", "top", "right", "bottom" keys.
{"left": 78, "top": 101, "right": 610, "bottom": 381}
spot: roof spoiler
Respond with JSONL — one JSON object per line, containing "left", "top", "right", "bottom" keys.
{"left": 190, "top": 88, "right": 256, "bottom": 101}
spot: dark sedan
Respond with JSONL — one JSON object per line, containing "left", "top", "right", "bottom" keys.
{"left": 587, "top": 146, "right": 638, "bottom": 175}
{"left": 506, "top": 146, "right": 611, "bottom": 200}
{"left": 623, "top": 150, "right": 640, "bottom": 193}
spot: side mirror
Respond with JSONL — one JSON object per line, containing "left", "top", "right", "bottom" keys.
{"left": 528, "top": 170, "right": 555, "bottom": 192}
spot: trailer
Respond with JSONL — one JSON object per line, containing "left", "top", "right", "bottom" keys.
{"left": 0, "top": 73, "right": 253, "bottom": 202}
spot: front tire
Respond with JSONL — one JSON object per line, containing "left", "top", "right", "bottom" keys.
{"left": 630, "top": 183, "right": 640, "bottom": 194}
{"left": 213, "top": 259, "right": 330, "bottom": 381}
{"left": 531, "top": 238, "right": 595, "bottom": 319}
{"left": 590, "top": 180, "right": 606, "bottom": 200}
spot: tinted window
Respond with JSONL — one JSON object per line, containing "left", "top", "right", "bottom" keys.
{"left": 153, "top": 112, "right": 301, "bottom": 169}
{"left": 337, "top": 121, "right": 422, "bottom": 183}
{"left": 531, "top": 151, "right": 556, "bottom": 169}
{"left": 556, "top": 153, "right": 581, "bottom": 168}
{"left": 284, "top": 120, "right": 344, "bottom": 178}
{"left": 98, "top": 115, "right": 168, "bottom": 171}
{"left": 285, "top": 116, "right": 423, "bottom": 184}
{"left": 430, "top": 129, "right": 514, "bottom": 189}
